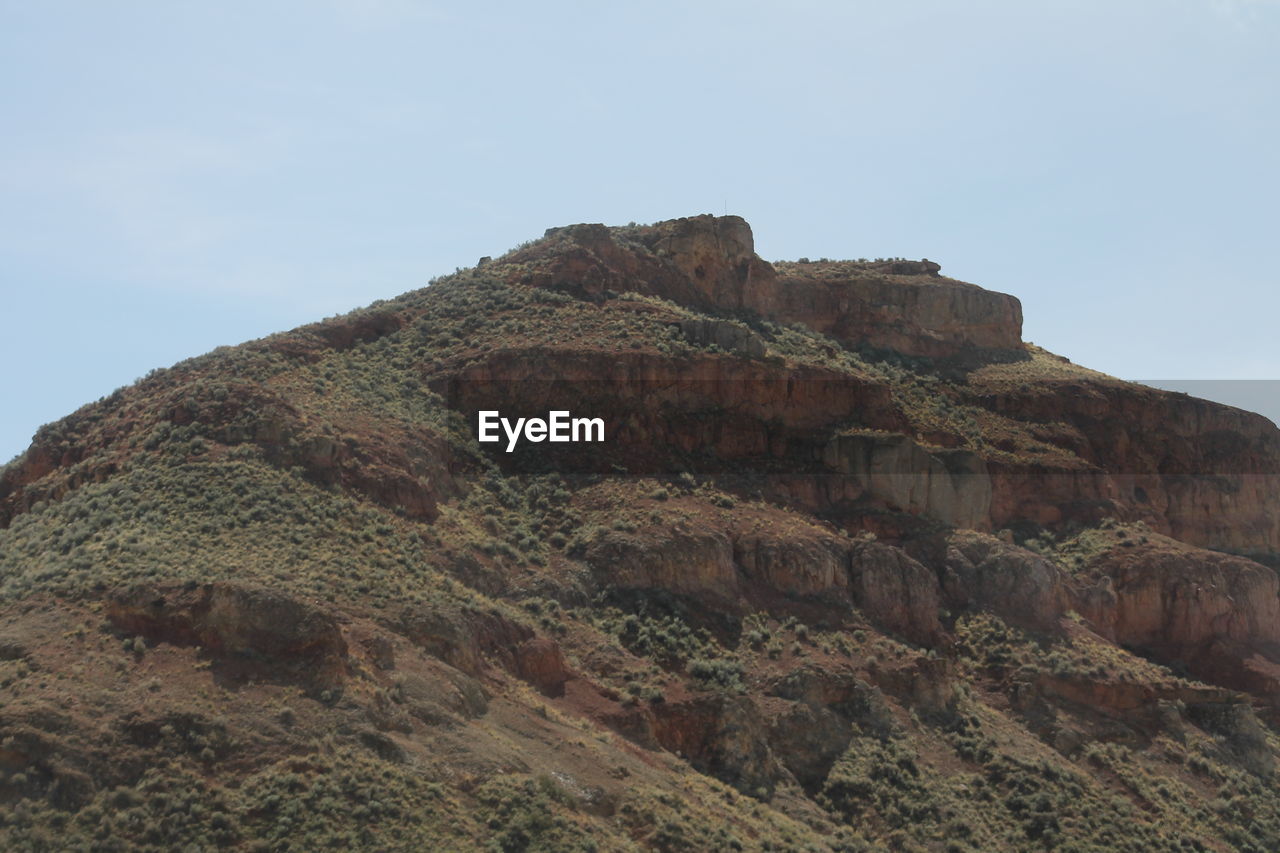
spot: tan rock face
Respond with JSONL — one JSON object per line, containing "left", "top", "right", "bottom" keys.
{"left": 822, "top": 434, "right": 992, "bottom": 530}
{"left": 577, "top": 503, "right": 968, "bottom": 644}
{"left": 637, "top": 215, "right": 772, "bottom": 311}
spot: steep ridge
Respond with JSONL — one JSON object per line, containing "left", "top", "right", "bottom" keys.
{"left": 3, "top": 215, "right": 1280, "bottom": 851}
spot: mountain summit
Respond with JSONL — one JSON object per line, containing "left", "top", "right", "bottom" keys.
{"left": 3, "top": 215, "right": 1280, "bottom": 850}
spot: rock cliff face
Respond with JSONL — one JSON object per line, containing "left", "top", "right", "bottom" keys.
{"left": 978, "top": 379, "right": 1280, "bottom": 553}
{"left": 938, "top": 530, "right": 1072, "bottom": 632}
{"left": 106, "top": 583, "right": 350, "bottom": 693}
{"left": 440, "top": 347, "right": 903, "bottom": 471}
{"left": 822, "top": 433, "right": 992, "bottom": 530}
{"left": 1076, "top": 535, "right": 1280, "bottom": 695}
{"left": 509, "top": 214, "right": 1023, "bottom": 358}
{"left": 501, "top": 216, "right": 1280, "bottom": 559}
{"left": 771, "top": 260, "right": 1023, "bottom": 356}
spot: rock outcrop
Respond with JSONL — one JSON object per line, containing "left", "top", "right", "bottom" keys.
{"left": 509, "top": 215, "right": 1023, "bottom": 358}
{"left": 106, "top": 582, "right": 348, "bottom": 691}
{"left": 983, "top": 385, "right": 1280, "bottom": 555}
{"left": 848, "top": 542, "right": 942, "bottom": 644}
{"left": 619, "top": 693, "right": 787, "bottom": 797}
{"left": 939, "top": 531, "right": 1071, "bottom": 632}
{"left": 822, "top": 433, "right": 992, "bottom": 530}
{"left": 771, "top": 259, "right": 1023, "bottom": 356}
{"left": 441, "top": 347, "right": 902, "bottom": 471}
{"left": 586, "top": 526, "right": 740, "bottom": 605}
{"left": 1077, "top": 537, "right": 1280, "bottom": 695}
{"left": 732, "top": 524, "right": 850, "bottom": 598}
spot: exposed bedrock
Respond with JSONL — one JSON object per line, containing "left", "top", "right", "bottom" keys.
{"left": 510, "top": 214, "right": 1023, "bottom": 358}
{"left": 821, "top": 433, "right": 992, "bottom": 530}
{"left": 106, "top": 582, "right": 349, "bottom": 692}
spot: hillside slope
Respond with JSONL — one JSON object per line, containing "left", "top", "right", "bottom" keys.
{"left": 3, "top": 215, "right": 1280, "bottom": 851}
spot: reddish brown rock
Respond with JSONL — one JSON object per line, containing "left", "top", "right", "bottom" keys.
{"left": 977, "top": 377, "right": 1280, "bottom": 554}
{"left": 1077, "top": 539, "right": 1280, "bottom": 665}
{"left": 771, "top": 260, "right": 1023, "bottom": 356}
{"left": 613, "top": 693, "right": 786, "bottom": 797}
{"left": 106, "top": 582, "right": 348, "bottom": 690}
{"left": 1033, "top": 672, "right": 1238, "bottom": 716}
{"left": 848, "top": 541, "right": 942, "bottom": 645}
{"left": 511, "top": 215, "right": 1023, "bottom": 359}
{"left": 762, "top": 699, "right": 854, "bottom": 791}
{"left": 514, "top": 636, "right": 570, "bottom": 697}
{"left": 731, "top": 525, "right": 850, "bottom": 598}
{"left": 441, "top": 346, "right": 903, "bottom": 472}
{"left": 1057, "top": 533, "right": 1280, "bottom": 709}
{"left": 939, "top": 530, "right": 1071, "bottom": 632}
{"left": 586, "top": 525, "right": 739, "bottom": 604}
{"left": 821, "top": 433, "right": 992, "bottom": 530}
{"left": 760, "top": 662, "right": 897, "bottom": 789}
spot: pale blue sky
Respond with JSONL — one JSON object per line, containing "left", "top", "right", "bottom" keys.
{"left": 3, "top": 1, "right": 1279, "bottom": 462}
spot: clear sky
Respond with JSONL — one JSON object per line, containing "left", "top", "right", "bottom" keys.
{"left": 3, "top": 1, "right": 1278, "bottom": 462}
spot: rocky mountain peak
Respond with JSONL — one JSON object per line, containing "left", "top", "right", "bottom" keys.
{"left": 3, "top": 215, "right": 1280, "bottom": 851}
{"left": 514, "top": 214, "right": 1022, "bottom": 358}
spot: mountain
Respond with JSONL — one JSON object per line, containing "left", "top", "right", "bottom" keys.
{"left": 3, "top": 214, "right": 1280, "bottom": 851}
